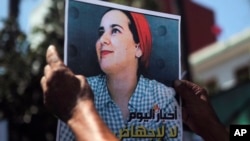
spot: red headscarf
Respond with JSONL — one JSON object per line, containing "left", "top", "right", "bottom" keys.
{"left": 130, "top": 12, "right": 152, "bottom": 68}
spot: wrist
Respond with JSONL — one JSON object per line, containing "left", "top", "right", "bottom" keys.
{"left": 67, "top": 100, "right": 95, "bottom": 127}
{"left": 201, "top": 118, "right": 229, "bottom": 141}
{"left": 67, "top": 100, "right": 118, "bottom": 141}
{"left": 67, "top": 100, "right": 97, "bottom": 140}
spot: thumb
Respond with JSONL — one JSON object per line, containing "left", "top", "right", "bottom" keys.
{"left": 46, "top": 45, "right": 63, "bottom": 68}
{"left": 173, "top": 80, "right": 194, "bottom": 101}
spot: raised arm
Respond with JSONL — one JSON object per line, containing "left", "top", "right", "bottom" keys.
{"left": 40, "top": 45, "right": 118, "bottom": 141}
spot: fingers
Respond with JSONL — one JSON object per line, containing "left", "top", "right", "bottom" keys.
{"left": 174, "top": 80, "right": 208, "bottom": 101}
{"left": 44, "top": 45, "right": 73, "bottom": 81}
{"left": 173, "top": 80, "right": 195, "bottom": 100}
{"left": 44, "top": 65, "right": 53, "bottom": 79}
{"left": 182, "top": 80, "right": 209, "bottom": 101}
{"left": 46, "top": 45, "right": 63, "bottom": 68}
{"left": 41, "top": 45, "right": 67, "bottom": 93}
{"left": 40, "top": 76, "right": 47, "bottom": 93}
{"left": 75, "top": 75, "right": 86, "bottom": 86}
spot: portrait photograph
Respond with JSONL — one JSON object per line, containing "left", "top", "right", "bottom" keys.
{"left": 59, "top": 0, "right": 183, "bottom": 140}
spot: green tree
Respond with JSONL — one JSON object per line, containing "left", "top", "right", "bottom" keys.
{"left": 0, "top": 0, "right": 64, "bottom": 140}
{"left": 0, "top": 0, "right": 160, "bottom": 140}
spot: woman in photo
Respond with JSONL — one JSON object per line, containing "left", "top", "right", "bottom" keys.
{"left": 58, "top": 9, "right": 181, "bottom": 141}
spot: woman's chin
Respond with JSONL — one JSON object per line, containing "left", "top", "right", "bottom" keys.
{"left": 100, "top": 64, "right": 113, "bottom": 74}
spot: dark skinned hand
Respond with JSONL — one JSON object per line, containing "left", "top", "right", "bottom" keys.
{"left": 40, "top": 45, "right": 94, "bottom": 122}
{"left": 174, "top": 80, "right": 229, "bottom": 141}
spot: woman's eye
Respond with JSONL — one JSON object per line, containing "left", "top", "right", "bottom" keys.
{"left": 111, "top": 28, "right": 121, "bottom": 35}
{"left": 98, "top": 30, "right": 104, "bottom": 37}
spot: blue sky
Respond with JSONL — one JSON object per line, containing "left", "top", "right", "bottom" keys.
{"left": 0, "top": 0, "right": 42, "bottom": 33}
{"left": 0, "top": 0, "right": 8, "bottom": 29}
{"left": 19, "top": 0, "right": 43, "bottom": 33}
{"left": 1, "top": 0, "right": 250, "bottom": 42}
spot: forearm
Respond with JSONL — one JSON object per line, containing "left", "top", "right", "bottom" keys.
{"left": 67, "top": 100, "right": 118, "bottom": 141}
{"left": 200, "top": 119, "right": 229, "bottom": 141}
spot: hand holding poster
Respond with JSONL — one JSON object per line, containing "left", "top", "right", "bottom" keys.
{"left": 58, "top": 0, "right": 182, "bottom": 140}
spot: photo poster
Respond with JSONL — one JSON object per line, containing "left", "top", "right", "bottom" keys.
{"left": 63, "top": 0, "right": 182, "bottom": 140}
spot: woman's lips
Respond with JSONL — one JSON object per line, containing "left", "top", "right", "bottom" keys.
{"left": 101, "top": 50, "right": 113, "bottom": 57}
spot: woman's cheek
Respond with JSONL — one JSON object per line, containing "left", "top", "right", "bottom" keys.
{"left": 95, "top": 42, "right": 100, "bottom": 56}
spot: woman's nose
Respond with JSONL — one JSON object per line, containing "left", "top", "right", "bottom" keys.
{"left": 100, "top": 32, "right": 110, "bottom": 45}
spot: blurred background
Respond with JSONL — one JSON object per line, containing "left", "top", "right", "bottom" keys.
{"left": 0, "top": 0, "right": 249, "bottom": 141}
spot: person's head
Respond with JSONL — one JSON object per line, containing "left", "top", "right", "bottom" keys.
{"left": 95, "top": 9, "right": 152, "bottom": 75}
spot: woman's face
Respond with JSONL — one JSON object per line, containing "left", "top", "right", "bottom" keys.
{"left": 96, "top": 10, "right": 141, "bottom": 74}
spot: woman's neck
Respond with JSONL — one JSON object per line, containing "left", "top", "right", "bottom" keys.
{"left": 106, "top": 71, "right": 138, "bottom": 120}
{"left": 106, "top": 72, "right": 138, "bottom": 102}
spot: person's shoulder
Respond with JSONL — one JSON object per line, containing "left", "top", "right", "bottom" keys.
{"left": 87, "top": 74, "right": 105, "bottom": 83}
{"left": 140, "top": 76, "right": 178, "bottom": 108}
{"left": 86, "top": 74, "right": 106, "bottom": 89}
{"left": 141, "top": 76, "right": 175, "bottom": 97}
{"left": 141, "top": 76, "right": 174, "bottom": 90}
